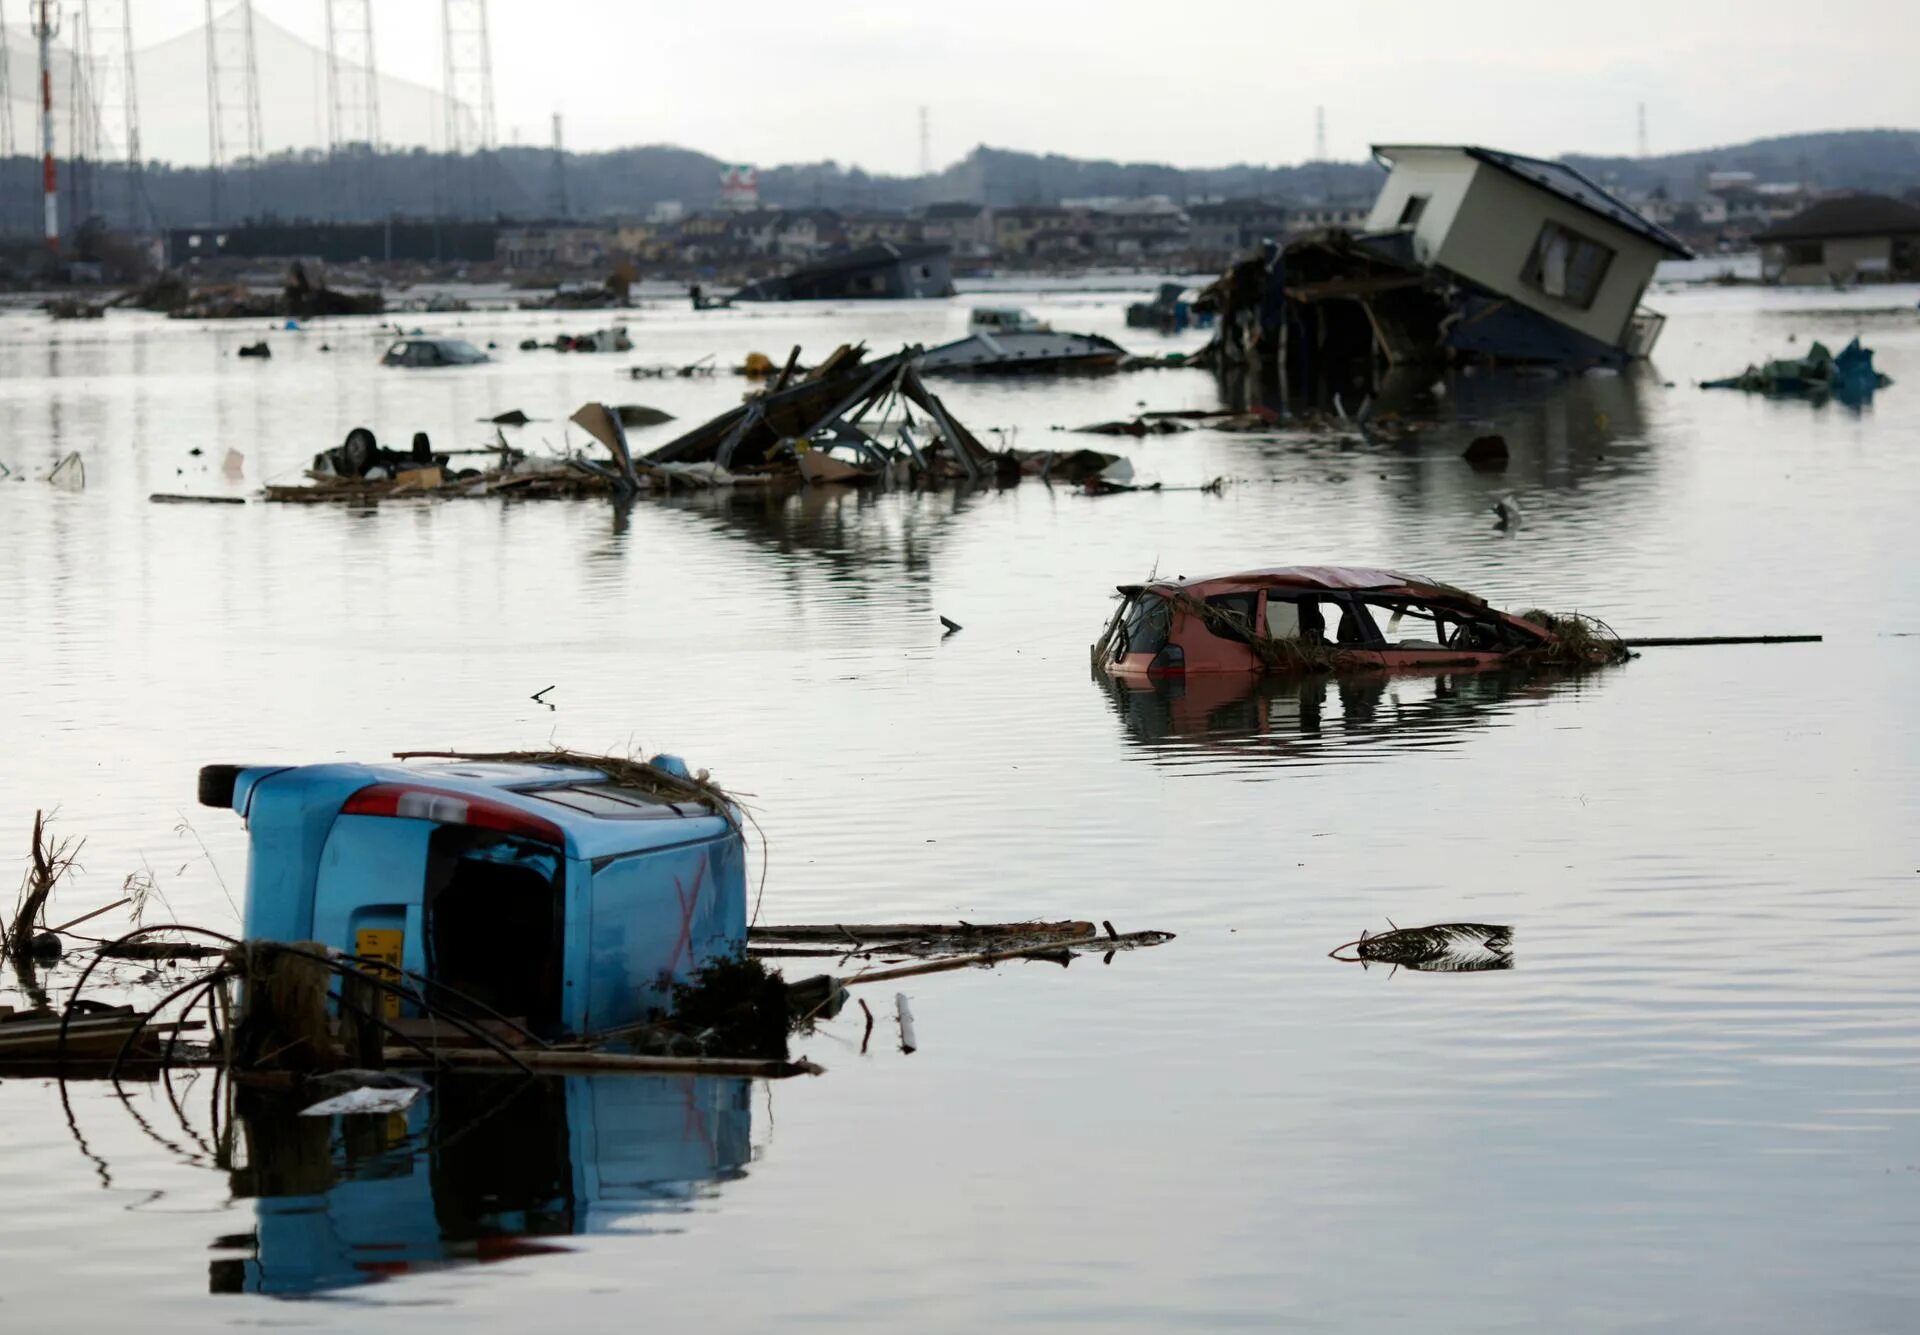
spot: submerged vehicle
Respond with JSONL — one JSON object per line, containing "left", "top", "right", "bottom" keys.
{"left": 198, "top": 754, "right": 744, "bottom": 1038}
{"left": 381, "top": 337, "right": 490, "bottom": 368}
{"left": 1095, "top": 566, "right": 1623, "bottom": 677}
{"left": 919, "top": 307, "right": 1129, "bottom": 374}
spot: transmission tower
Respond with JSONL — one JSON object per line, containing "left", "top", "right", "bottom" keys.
{"left": 82, "top": 0, "right": 145, "bottom": 230}
{"left": 1314, "top": 106, "right": 1327, "bottom": 162}
{"left": 441, "top": 0, "right": 496, "bottom": 213}
{"left": 550, "top": 111, "right": 567, "bottom": 218}
{"left": 918, "top": 106, "right": 930, "bottom": 177}
{"left": 325, "top": 0, "right": 381, "bottom": 151}
{"left": 441, "top": 0, "right": 496, "bottom": 154}
{"left": 325, "top": 0, "right": 380, "bottom": 218}
{"left": 1637, "top": 102, "right": 1649, "bottom": 159}
{"left": 204, "top": 0, "right": 263, "bottom": 225}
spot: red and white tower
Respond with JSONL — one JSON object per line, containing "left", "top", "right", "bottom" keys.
{"left": 32, "top": 0, "right": 59, "bottom": 252}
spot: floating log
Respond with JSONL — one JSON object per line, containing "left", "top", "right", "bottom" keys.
{"left": 0, "top": 1014, "right": 201, "bottom": 1062}
{"left": 149, "top": 494, "right": 246, "bottom": 505}
{"left": 97, "top": 940, "right": 225, "bottom": 959}
{"left": 840, "top": 930, "right": 1174, "bottom": 985}
{"left": 751, "top": 921, "right": 1095, "bottom": 944}
{"left": 382, "top": 1045, "right": 822, "bottom": 1078}
{"left": 1620, "top": 635, "right": 1821, "bottom": 647}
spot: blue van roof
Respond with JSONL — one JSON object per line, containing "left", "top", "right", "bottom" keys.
{"left": 237, "top": 760, "right": 734, "bottom": 861}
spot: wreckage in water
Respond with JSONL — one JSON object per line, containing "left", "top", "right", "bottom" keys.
{"left": 1200, "top": 144, "right": 1689, "bottom": 380}
{"left": 732, "top": 243, "right": 956, "bottom": 301}
{"left": 1093, "top": 566, "right": 1628, "bottom": 677}
{"left": 197, "top": 753, "right": 745, "bottom": 1038}
{"left": 918, "top": 307, "right": 1130, "bottom": 375}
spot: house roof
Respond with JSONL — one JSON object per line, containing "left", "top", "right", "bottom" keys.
{"left": 924, "top": 201, "right": 986, "bottom": 219}
{"left": 1190, "top": 199, "right": 1289, "bottom": 219}
{"left": 1373, "top": 144, "right": 1693, "bottom": 259}
{"left": 1754, "top": 194, "right": 1920, "bottom": 243}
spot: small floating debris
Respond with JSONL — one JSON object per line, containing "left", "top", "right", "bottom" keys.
{"left": 1329, "top": 922, "right": 1513, "bottom": 973}
{"left": 1075, "top": 417, "right": 1191, "bottom": 436}
{"left": 1462, "top": 433, "right": 1510, "bottom": 470}
{"left": 919, "top": 307, "right": 1130, "bottom": 375}
{"left": 47, "top": 452, "right": 86, "bottom": 491}
{"left": 1701, "top": 336, "right": 1891, "bottom": 402}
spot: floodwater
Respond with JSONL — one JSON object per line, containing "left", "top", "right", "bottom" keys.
{"left": 2, "top": 276, "right": 1918, "bottom": 1331}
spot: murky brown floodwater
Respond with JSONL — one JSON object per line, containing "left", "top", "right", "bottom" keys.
{"left": 3, "top": 277, "right": 1918, "bottom": 1331}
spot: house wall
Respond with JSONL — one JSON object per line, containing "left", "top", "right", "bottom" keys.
{"left": 1365, "top": 149, "right": 1479, "bottom": 263}
{"left": 1764, "top": 235, "right": 1893, "bottom": 284}
{"left": 1429, "top": 162, "right": 1666, "bottom": 349}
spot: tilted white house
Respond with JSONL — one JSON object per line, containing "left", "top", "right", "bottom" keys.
{"left": 1366, "top": 145, "right": 1691, "bottom": 363}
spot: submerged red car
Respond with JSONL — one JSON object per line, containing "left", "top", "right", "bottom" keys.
{"left": 1095, "top": 566, "right": 1599, "bottom": 677}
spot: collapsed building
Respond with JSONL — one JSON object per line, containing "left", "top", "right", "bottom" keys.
{"left": 1198, "top": 144, "right": 1691, "bottom": 389}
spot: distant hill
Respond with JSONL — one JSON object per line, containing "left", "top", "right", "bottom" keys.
{"left": 1566, "top": 129, "right": 1920, "bottom": 200}
{"left": 1, "top": 130, "right": 1916, "bottom": 233}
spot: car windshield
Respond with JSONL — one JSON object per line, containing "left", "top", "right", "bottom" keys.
{"left": 1117, "top": 593, "right": 1171, "bottom": 657}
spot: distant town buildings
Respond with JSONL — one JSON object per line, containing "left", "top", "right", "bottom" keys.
{"left": 1754, "top": 194, "right": 1920, "bottom": 284}
{"left": 160, "top": 148, "right": 1906, "bottom": 284}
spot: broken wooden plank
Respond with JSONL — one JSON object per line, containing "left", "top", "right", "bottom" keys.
{"left": 840, "top": 930, "right": 1174, "bottom": 986}
{"left": 1620, "top": 635, "right": 1821, "bottom": 647}
{"left": 752, "top": 921, "right": 1094, "bottom": 944}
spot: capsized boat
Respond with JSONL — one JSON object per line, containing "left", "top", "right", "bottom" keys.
{"left": 1093, "top": 566, "right": 1627, "bottom": 676}
{"left": 919, "top": 307, "right": 1129, "bottom": 375}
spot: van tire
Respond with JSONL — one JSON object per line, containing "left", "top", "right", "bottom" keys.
{"left": 198, "top": 764, "right": 242, "bottom": 809}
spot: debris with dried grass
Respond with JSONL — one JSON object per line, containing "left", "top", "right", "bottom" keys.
{"left": 4, "top": 811, "right": 84, "bottom": 962}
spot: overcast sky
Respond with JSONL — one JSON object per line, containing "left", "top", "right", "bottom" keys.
{"left": 50, "top": 0, "right": 1920, "bottom": 171}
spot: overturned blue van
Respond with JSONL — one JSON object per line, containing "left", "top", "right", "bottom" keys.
{"left": 199, "top": 756, "right": 747, "bottom": 1038}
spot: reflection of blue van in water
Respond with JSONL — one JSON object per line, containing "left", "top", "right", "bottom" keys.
{"left": 199, "top": 757, "right": 746, "bottom": 1037}
{"left": 214, "top": 1074, "right": 751, "bottom": 1295}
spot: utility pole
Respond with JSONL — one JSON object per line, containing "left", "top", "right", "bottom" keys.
{"left": 32, "top": 0, "right": 58, "bottom": 253}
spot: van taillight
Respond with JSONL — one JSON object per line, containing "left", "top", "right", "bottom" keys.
{"left": 341, "top": 784, "right": 564, "bottom": 847}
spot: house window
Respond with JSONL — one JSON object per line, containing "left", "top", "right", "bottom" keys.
{"left": 1520, "top": 221, "right": 1615, "bottom": 310}
{"left": 1397, "top": 195, "right": 1429, "bottom": 226}
{"left": 1785, "top": 241, "right": 1822, "bottom": 266}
